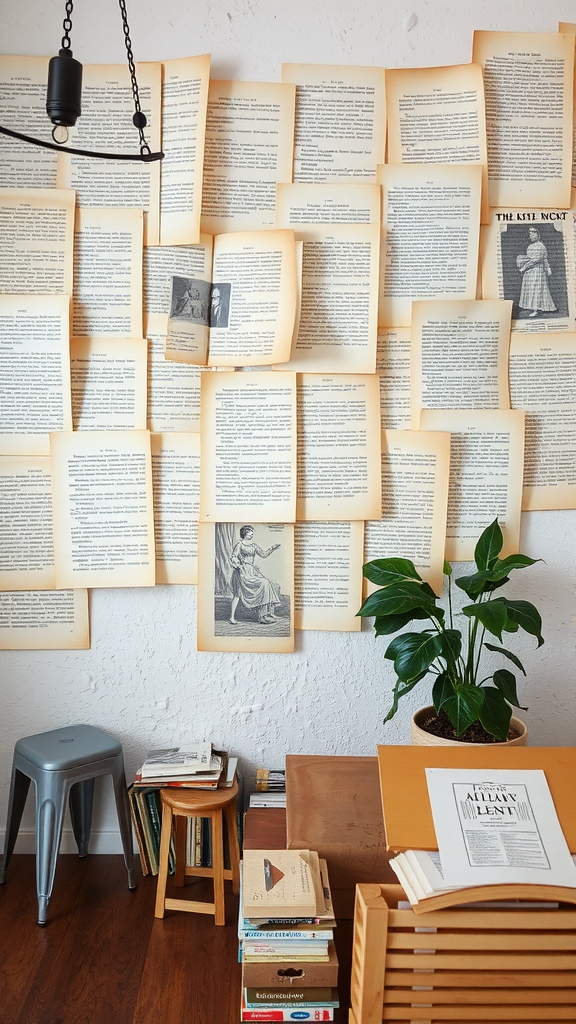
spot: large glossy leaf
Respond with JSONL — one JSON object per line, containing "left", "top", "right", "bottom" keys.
{"left": 373, "top": 608, "right": 430, "bottom": 636}
{"left": 484, "top": 643, "right": 526, "bottom": 676}
{"left": 489, "top": 554, "right": 540, "bottom": 580}
{"left": 441, "top": 686, "right": 486, "bottom": 735}
{"left": 384, "top": 631, "right": 442, "bottom": 681}
{"left": 455, "top": 569, "right": 494, "bottom": 598}
{"left": 504, "top": 600, "right": 544, "bottom": 647}
{"left": 474, "top": 519, "right": 503, "bottom": 571}
{"left": 439, "top": 629, "right": 462, "bottom": 664}
{"left": 362, "top": 557, "right": 422, "bottom": 586}
{"left": 492, "top": 668, "right": 527, "bottom": 709}
{"left": 462, "top": 599, "right": 509, "bottom": 641}
{"left": 479, "top": 686, "right": 513, "bottom": 741}
{"left": 443, "top": 560, "right": 452, "bottom": 576}
{"left": 383, "top": 674, "right": 426, "bottom": 722}
{"left": 432, "top": 672, "right": 455, "bottom": 714}
{"left": 357, "top": 582, "right": 437, "bottom": 619}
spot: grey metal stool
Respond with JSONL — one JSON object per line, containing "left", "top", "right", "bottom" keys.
{"left": 0, "top": 724, "right": 137, "bottom": 924}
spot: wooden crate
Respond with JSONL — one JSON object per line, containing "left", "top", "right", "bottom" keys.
{"left": 349, "top": 883, "right": 576, "bottom": 1024}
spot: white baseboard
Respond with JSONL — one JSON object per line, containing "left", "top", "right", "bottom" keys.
{"left": 0, "top": 829, "right": 139, "bottom": 855}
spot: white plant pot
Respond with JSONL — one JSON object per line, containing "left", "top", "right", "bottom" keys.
{"left": 411, "top": 706, "right": 528, "bottom": 746}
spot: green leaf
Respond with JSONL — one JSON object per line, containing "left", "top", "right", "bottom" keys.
{"left": 362, "top": 557, "right": 422, "bottom": 586}
{"left": 373, "top": 609, "right": 430, "bottom": 636}
{"left": 443, "top": 560, "right": 453, "bottom": 577}
{"left": 455, "top": 569, "right": 494, "bottom": 598}
{"left": 462, "top": 599, "right": 509, "bottom": 641}
{"left": 484, "top": 643, "right": 526, "bottom": 676}
{"left": 432, "top": 672, "right": 455, "bottom": 714}
{"left": 479, "top": 687, "right": 513, "bottom": 741}
{"left": 504, "top": 600, "right": 544, "bottom": 647}
{"left": 492, "top": 668, "right": 527, "bottom": 709}
{"left": 383, "top": 674, "right": 426, "bottom": 722}
{"left": 474, "top": 519, "right": 503, "bottom": 571}
{"left": 489, "top": 553, "right": 540, "bottom": 579}
{"left": 357, "top": 582, "right": 437, "bottom": 619}
{"left": 441, "top": 686, "right": 486, "bottom": 735}
{"left": 384, "top": 631, "right": 442, "bottom": 680}
{"left": 439, "top": 629, "right": 462, "bottom": 664}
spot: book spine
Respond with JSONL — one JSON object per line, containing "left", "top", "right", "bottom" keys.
{"left": 128, "top": 784, "right": 150, "bottom": 876}
{"left": 240, "top": 931, "right": 333, "bottom": 941}
{"left": 241, "top": 1010, "right": 333, "bottom": 1021}
{"left": 245, "top": 989, "right": 336, "bottom": 1005}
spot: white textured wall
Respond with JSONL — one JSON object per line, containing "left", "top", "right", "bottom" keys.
{"left": 1, "top": 0, "right": 575, "bottom": 852}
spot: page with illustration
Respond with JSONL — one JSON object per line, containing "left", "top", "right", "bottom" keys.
{"left": 147, "top": 237, "right": 213, "bottom": 364}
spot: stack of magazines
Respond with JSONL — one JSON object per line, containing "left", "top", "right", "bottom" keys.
{"left": 238, "top": 849, "right": 339, "bottom": 1021}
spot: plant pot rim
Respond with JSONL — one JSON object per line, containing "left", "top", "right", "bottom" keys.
{"left": 412, "top": 706, "right": 528, "bottom": 746}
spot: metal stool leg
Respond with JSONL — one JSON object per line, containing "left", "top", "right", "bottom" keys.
{"left": 69, "top": 779, "right": 94, "bottom": 858}
{"left": 111, "top": 756, "right": 137, "bottom": 889}
{"left": 1, "top": 767, "right": 31, "bottom": 883}
{"left": 35, "top": 776, "right": 68, "bottom": 925}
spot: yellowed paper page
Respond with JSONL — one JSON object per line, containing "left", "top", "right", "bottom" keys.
{"left": 510, "top": 333, "right": 576, "bottom": 511}
{"left": 50, "top": 430, "right": 155, "bottom": 589}
{"left": 276, "top": 183, "right": 380, "bottom": 226}
{"left": 70, "top": 338, "right": 147, "bottom": 431}
{"left": 378, "top": 163, "right": 482, "bottom": 327}
{"left": 144, "top": 238, "right": 213, "bottom": 336}
{"left": 421, "top": 409, "right": 525, "bottom": 561}
{"left": 0, "top": 456, "right": 55, "bottom": 590}
{"left": 481, "top": 208, "right": 576, "bottom": 333}
{"left": 197, "top": 522, "right": 294, "bottom": 653}
{"left": 385, "top": 63, "right": 489, "bottom": 222}
{"left": 200, "top": 371, "right": 297, "bottom": 523}
{"left": 297, "top": 374, "right": 382, "bottom": 521}
{"left": 57, "top": 62, "right": 161, "bottom": 246}
{"left": 148, "top": 332, "right": 212, "bottom": 433}
{"left": 410, "top": 299, "right": 512, "bottom": 427}
{"left": 559, "top": 24, "right": 576, "bottom": 189}
{"left": 364, "top": 429, "right": 450, "bottom": 596}
{"left": 274, "top": 223, "right": 379, "bottom": 373}
{"left": 0, "top": 294, "right": 71, "bottom": 455}
{"left": 201, "top": 80, "right": 295, "bottom": 234}
{"left": 472, "top": 31, "right": 574, "bottom": 209}
{"left": 0, "top": 56, "right": 57, "bottom": 187}
{"left": 0, "top": 590, "right": 89, "bottom": 650}
{"left": 0, "top": 188, "right": 75, "bottom": 295}
{"left": 151, "top": 432, "right": 200, "bottom": 585}
{"left": 73, "top": 207, "right": 143, "bottom": 338}
{"left": 376, "top": 328, "right": 412, "bottom": 429}
{"left": 160, "top": 55, "right": 211, "bottom": 246}
{"left": 294, "top": 520, "right": 363, "bottom": 631}
{"left": 207, "top": 230, "right": 297, "bottom": 367}
{"left": 282, "top": 63, "right": 386, "bottom": 182}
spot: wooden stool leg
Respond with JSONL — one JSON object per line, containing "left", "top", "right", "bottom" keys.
{"left": 225, "top": 800, "right": 240, "bottom": 895}
{"left": 154, "top": 801, "right": 173, "bottom": 918}
{"left": 174, "top": 814, "right": 186, "bottom": 887}
{"left": 211, "top": 809, "right": 225, "bottom": 926}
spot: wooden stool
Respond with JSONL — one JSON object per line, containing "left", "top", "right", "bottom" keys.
{"left": 154, "top": 781, "right": 240, "bottom": 926}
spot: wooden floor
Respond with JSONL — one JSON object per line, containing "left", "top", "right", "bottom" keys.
{"left": 0, "top": 855, "right": 352, "bottom": 1024}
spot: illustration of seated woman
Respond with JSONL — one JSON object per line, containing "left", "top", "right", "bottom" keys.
{"left": 229, "top": 526, "right": 281, "bottom": 624}
{"left": 516, "top": 227, "right": 556, "bottom": 318}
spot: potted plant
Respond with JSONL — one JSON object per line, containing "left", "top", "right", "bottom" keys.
{"left": 357, "top": 519, "right": 544, "bottom": 743}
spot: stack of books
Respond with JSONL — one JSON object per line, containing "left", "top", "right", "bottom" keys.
{"left": 250, "top": 768, "right": 287, "bottom": 809}
{"left": 238, "top": 849, "right": 339, "bottom": 1022}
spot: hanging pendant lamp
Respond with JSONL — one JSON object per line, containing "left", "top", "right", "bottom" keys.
{"left": 0, "top": 0, "right": 163, "bottom": 162}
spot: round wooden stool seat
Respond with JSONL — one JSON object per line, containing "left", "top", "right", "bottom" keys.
{"left": 154, "top": 779, "right": 240, "bottom": 926}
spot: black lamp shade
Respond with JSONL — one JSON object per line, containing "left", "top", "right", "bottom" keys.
{"left": 46, "top": 49, "right": 82, "bottom": 127}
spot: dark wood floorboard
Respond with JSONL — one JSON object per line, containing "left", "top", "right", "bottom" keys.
{"left": 0, "top": 856, "right": 352, "bottom": 1024}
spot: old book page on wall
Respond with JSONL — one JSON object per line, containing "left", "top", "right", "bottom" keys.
{"left": 376, "top": 328, "right": 412, "bottom": 429}
{"left": 147, "top": 332, "right": 208, "bottom": 433}
{"left": 410, "top": 298, "right": 512, "bottom": 427}
{"left": 0, "top": 56, "right": 57, "bottom": 187}
{"left": 0, "top": 294, "right": 71, "bottom": 456}
{"left": 364, "top": 429, "right": 450, "bottom": 596}
{"left": 472, "top": 30, "right": 574, "bottom": 209}
{"left": 0, "top": 590, "right": 89, "bottom": 650}
{"left": 200, "top": 372, "right": 297, "bottom": 523}
{"left": 57, "top": 62, "right": 162, "bottom": 245}
{"left": 151, "top": 432, "right": 200, "bottom": 585}
{"left": 421, "top": 408, "right": 525, "bottom": 561}
{"left": 297, "top": 374, "right": 381, "bottom": 521}
{"left": 378, "top": 163, "right": 482, "bottom": 326}
{"left": 481, "top": 208, "right": 576, "bottom": 333}
{"left": 70, "top": 338, "right": 148, "bottom": 431}
{"left": 276, "top": 182, "right": 381, "bottom": 226}
{"left": 73, "top": 207, "right": 143, "bottom": 338}
{"left": 146, "top": 238, "right": 213, "bottom": 363}
{"left": 510, "top": 333, "right": 576, "bottom": 510}
{"left": 197, "top": 522, "right": 294, "bottom": 653}
{"left": 50, "top": 430, "right": 155, "bottom": 589}
{"left": 0, "top": 188, "right": 75, "bottom": 295}
{"left": 0, "top": 456, "right": 56, "bottom": 590}
{"left": 160, "top": 55, "right": 211, "bottom": 246}
{"left": 294, "top": 520, "right": 363, "bottom": 631}
{"left": 201, "top": 80, "right": 295, "bottom": 234}
{"left": 386, "top": 63, "right": 489, "bottom": 221}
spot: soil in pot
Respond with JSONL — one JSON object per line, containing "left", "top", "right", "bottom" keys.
{"left": 418, "top": 708, "right": 521, "bottom": 744}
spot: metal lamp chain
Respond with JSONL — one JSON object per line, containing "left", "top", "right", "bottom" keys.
{"left": 61, "top": 0, "right": 74, "bottom": 49}
{"left": 117, "top": 0, "right": 151, "bottom": 156}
